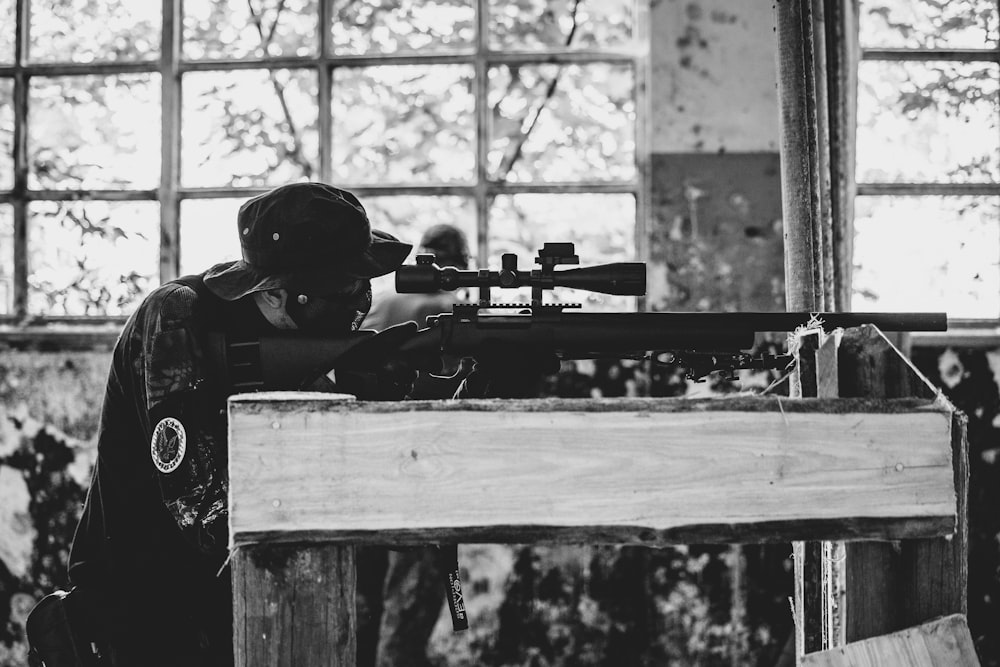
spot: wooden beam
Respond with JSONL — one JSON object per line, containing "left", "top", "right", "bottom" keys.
{"left": 228, "top": 394, "right": 956, "bottom": 548}
{"left": 801, "top": 614, "right": 980, "bottom": 667}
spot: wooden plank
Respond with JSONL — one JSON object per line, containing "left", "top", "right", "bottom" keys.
{"left": 228, "top": 394, "right": 955, "bottom": 547}
{"left": 232, "top": 543, "right": 355, "bottom": 667}
{"left": 838, "top": 326, "right": 969, "bottom": 642}
{"left": 801, "top": 614, "right": 980, "bottom": 667}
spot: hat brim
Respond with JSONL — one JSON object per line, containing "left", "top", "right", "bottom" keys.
{"left": 204, "top": 230, "right": 412, "bottom": 301}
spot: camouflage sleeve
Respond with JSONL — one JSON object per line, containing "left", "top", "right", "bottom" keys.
{"left": 140, "top": 284, "right": 229, "bottom": 559}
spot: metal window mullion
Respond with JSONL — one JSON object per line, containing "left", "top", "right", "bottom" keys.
{"left": 861, "top": 47, "right": 1000, "bottom": 63}
{"left": 4, "top": 61, "right": 160, "bottom": 76}
{"left": 318, "top": 0, "right": 332, "bottom": 182}
{"left": 474, "top": 0, "right": 490, "bottom": 265}
{"left": 11, "top": 0, "right": 28, "bottom": 317}
{"left": 160, "top": 0, "right": 182, "bottom": 283}
{"left": 856, "top": 182, "right": 1000, "bottom": 196}
{"left": 633, "top": 0, "right": 651, "bottom": 272}
{"left": 26, "top": 189, "right": 159, "bottom": 200}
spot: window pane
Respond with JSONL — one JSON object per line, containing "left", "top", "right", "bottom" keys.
{"left": 0, "top": 78, "right": 11, "bottom": 190}
{"left": 180, "top": 199, "right": 243, "bottom": 276}
{"left": 0, "top": 203, "right": 11, "bottom": 314}
{"left": 182, "top": 69, "right": 319, "bottom": 188}
{"left": 28, "top": 201, "right": 159, "bottom": 316}
{"left": 488, "top": 193, "right": 636, "bottom": 310}
{"left": 333, "top": 65, "right": 475, "bottom": 185}
{"left": 857, "top": 61, "right": 999, "bottom": 183}
{"left": 29, "top": 0, "right": 161, "bottom": 63}
{"left": 363, "top": 195, "right": 476, "bottom": 251}
{"left": 361, "top": 195, "right": 476, "bottom": 295}
{"left": 859, "top": 0, "right": 998, "bottom": 49}
{"left": 331, "top": 0, "right": 474, "bottom": 55}
{"left": 0, "top": 0, "right": 13, "bottom": 64}
{"left": 489, "top": 0, "right": 633, "bottom": 51}
{"left": 489, "top": 63, "right": 635, "bottom": 183}
{"left": 29, "top": 74, "right": 161, "bottom": 189}
{"left": 852, "top": 196, "right": 1000, "bottom": 319}
{"left": 184, "top": 0, "right": 317, "bottom": 59}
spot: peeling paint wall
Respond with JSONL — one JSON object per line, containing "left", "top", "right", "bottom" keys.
{"left": 651, "top": 0, "right": 779, "bottom": 154}
{"left": 0, "top": 352, "right": 108, "bottom": 666}
{"left": 648, "top": 0, "right": 784, "bottom": 311}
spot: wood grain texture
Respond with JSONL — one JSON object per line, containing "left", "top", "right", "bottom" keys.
{"left": 228, "top": 395, "right": 955, "bottom": 547}
{"left": 801, "top": 614, "right": 980, "bottom": 667}
{"left": 232, "top": 543, "right": 355, "bottom": 667}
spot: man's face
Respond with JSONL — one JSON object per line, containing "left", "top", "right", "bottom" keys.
{"left": 285, "top": 278, "right": 373, "bottom": 334}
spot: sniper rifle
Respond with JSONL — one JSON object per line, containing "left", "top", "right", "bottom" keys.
{"left": 208, "top": 242, "right": 947, "bottom": 398}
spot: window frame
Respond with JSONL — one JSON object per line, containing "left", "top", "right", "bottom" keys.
{"left": 0, "top": 0, "right": 651, "bottom": 348}
{"left": 857, "top": 35, "right": 1000, "bottom": 347}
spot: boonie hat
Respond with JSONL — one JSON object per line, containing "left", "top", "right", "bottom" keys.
{"left": 203, "top": 183, "right": 412, "bottom": 301}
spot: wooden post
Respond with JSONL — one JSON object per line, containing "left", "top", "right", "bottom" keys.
{"left": 793, "top": 328, "right": 842, "bottom": 658}
{"left": 232, "top": 544, "right": 356, "bottom": 667}
{"left": 838, "top": 326, "right": 969, "bottom": 641}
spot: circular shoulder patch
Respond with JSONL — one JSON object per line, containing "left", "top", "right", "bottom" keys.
{"left": 151, "top": 417, "right": 187, "bottom": 474}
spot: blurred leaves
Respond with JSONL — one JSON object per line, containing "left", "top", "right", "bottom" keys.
{"left": 29, "top": 0, "right": 160, "bottom": 63}
{"left": 182, "top": 68, "right": 318, "bottom": 187}
{"left": 184, "top": 0, "right": 317, "bottom": 59}
{"left": 0, "top": 0, "right": 13, "bottom": 64}
{"left": 27, "top": 201, "right": 159, "bottom": 316}
{"left": 28, "top": 74, "right": 161, "bottom": 190}
{"left": 331, "top": 0, "right": 475, "bottom": 54}
{"left": 333, "top": 65, "right": 475, "bottom": 184}
{"left": 857, "top": 61, "right": 999, "bottom": 183}
{"left": 860, "top": 0, "right": 998, "bottom": 49}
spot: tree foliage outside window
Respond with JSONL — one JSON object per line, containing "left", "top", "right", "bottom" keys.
{"left": 0, "top": 0, "right": 643, "bottom": 321}
{"left": 855, "top": 0, "right": 1000, "bottom": 320}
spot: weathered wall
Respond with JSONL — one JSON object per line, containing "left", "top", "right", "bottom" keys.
{"left": 0, "top": 351, "right": 108, "bottom": 664}
{"left": 647, "top": 0, "right": 784, "bottom": 312}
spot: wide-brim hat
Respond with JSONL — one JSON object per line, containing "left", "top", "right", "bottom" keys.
{"left": 204, "top": 183, "right": 412, "bottom": 301}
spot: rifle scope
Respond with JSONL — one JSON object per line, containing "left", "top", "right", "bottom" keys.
{"left": 396, "top": 243, "right": 646, "bottom": 297}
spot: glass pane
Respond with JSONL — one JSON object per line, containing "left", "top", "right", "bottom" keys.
{"left": 859, "top": 0, "right": 998, "bottom": 49}
{"left": 361, "top": 195, "right": 476, "bottom": 297}
{"left": 331, "top": 0, "right": 474, "bottom": 55}
{"left": 0, "top": 78, "right": 12, "bottom": 190}
{"left": 489, "top": 0, "right": 633, "bottom": 51}
{"left": 28, "top": 74, "right": 161, "bottom": 189}
{"left": 184, "top": 0, "right": 317, "bottom": 59}
{"left": 488, "top": 193, "right": 636, "bottom": 310}
{"left": 29, "top": 0, "right": 161, "bottom": 63}
{"left": 0, "top": 0, "right": 13, "bottom": 64}
{"left": 27, "top": 200, "right": 159, "bottom": 316}
{"left": 333, "top": 65, "right": 475, "bottom": 184}
{"left": 852, "top": 196, "right": 1000, "bottom": 319}
{"left": 857, "top": 61, "right": 999, "bottom": 183}
{"left": 363, "top": 195, "right": 476, "bottom": 254}
{"left": 0, "top": 204, "right": 11, "bottom": 314}
{"left": 489, "top": 63, "right": 635, "bottom": 183}
{"left": 182, "top": 69, "right": 318, "bottom": 188}
{"left": 179, "top": 198, "right": 244, "bottom": 276}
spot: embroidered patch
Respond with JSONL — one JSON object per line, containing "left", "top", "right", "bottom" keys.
{"left": 151, "top": 417, "right": 187, "bottom": 474}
